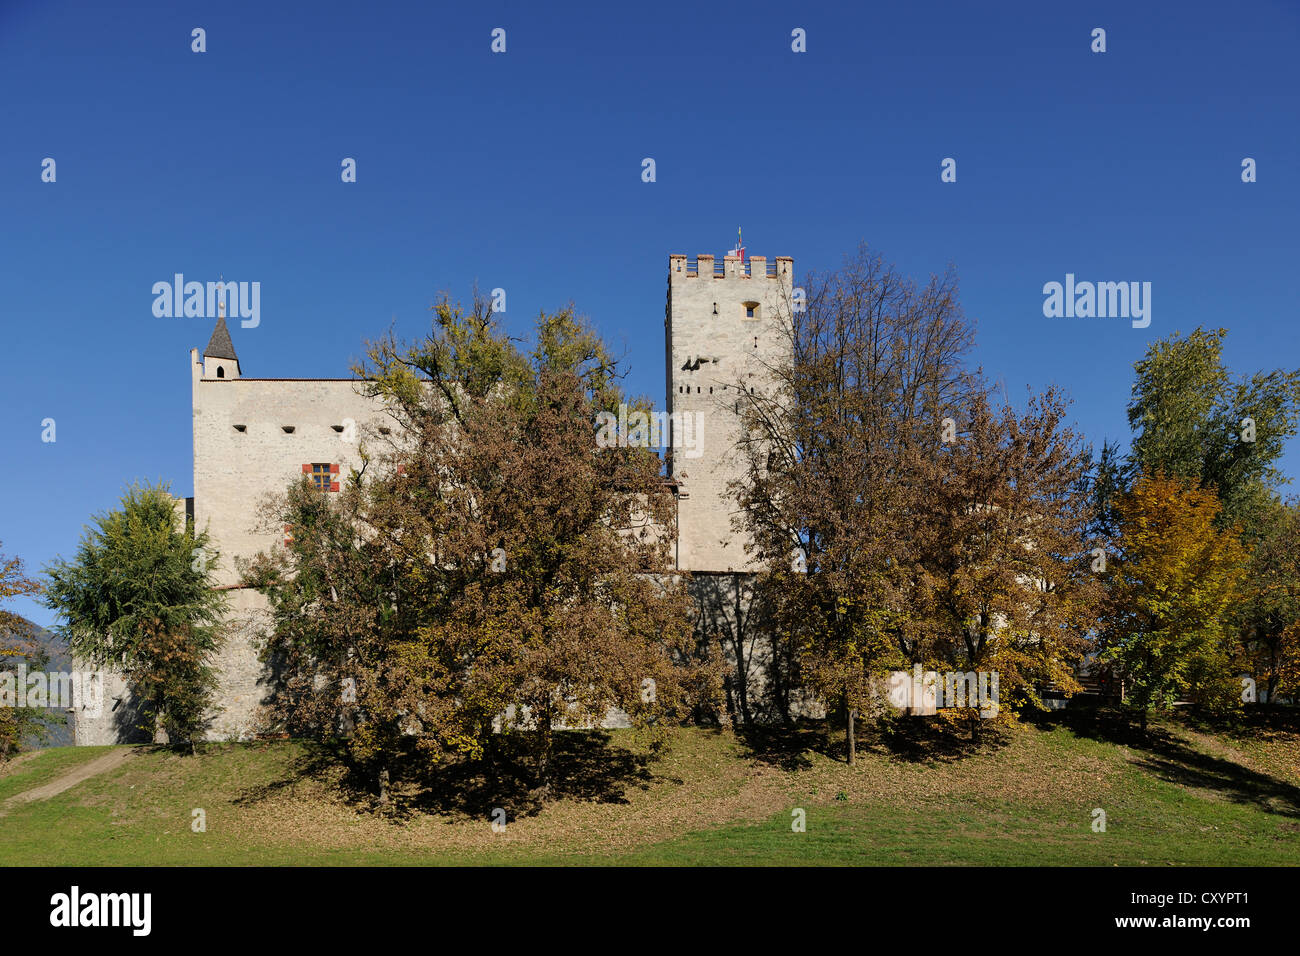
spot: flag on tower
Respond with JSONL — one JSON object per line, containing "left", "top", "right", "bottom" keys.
{"left": 727, "top": 227, "right": 745, "bottom": 262}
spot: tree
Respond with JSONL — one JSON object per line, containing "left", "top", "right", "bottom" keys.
{"left": 732, "top": 244, "right": 982, "bottom": 752}
{"left": 1122, "top": 328, "right": 1300, "bottom": 716}
{"left": 246, "top": 296, "right": 719, "bottom": 801}
{"left": 1127, "top": 327, "right": 1300, "bottom": 536}
{"left": 1082, "top": 438, "right": 1131, "bottom": 540}
{"left": 1098, "top": 474, "right": 1248, "bottom": 732}
{"left": 0, "top": 544, "right": 44, "bottom": 760}
{"left": 1235, "top": 500, "right": 1300, "bottom": 707}
{"left": 905, "top": 390, "right": 1105, "bottom": 736}
{"left": 43, "top": 483, "right": 226, "bottom": 748}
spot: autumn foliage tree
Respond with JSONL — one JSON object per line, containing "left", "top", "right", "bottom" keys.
{"left": 1120, "top": 328, "right": 1300, "bottom": 715}
{"left": 1097, "top": 474, "right": 1248, "bottom": 732}
{"left": 245, "top": 296, "right": 718, "bottom": 802}
{"left": 904, "top": 390, "right": 1105, "bottom": 735}
{"left": 1235, "top": 500, "right": 1300, "bottom": 707}
{"left": 735, "top": 246, "right": 1108, "bottom": 750}
{"left": 1127, "top": 327, "right": 1300, "bottom": 536}
{"left": 0, "top": 543, "right": 43, "bottom": 760}
{"left": 732, "top": 245, "right": 981, "bottom": 751}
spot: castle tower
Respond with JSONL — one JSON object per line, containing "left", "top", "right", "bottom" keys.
{"left": 665, "top": 251, "right": 793, "bottom": 571}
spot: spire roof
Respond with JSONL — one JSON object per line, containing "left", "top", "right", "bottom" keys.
{"left": 203, "top": 316, "right": 238, "bottom": 361}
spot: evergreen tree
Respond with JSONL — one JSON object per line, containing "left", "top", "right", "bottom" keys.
{"left": 43, "top": 483, "right": 226, "bottom": 748}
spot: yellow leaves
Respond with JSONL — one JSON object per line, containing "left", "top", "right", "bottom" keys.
{"left": 1103, "top": 474, "right": 1250, "bottom": 708}
{"left": 0, "top": 548, "right": 41, "bottom": 605}
{"left": 1116, "top": 474, "right": 1248, "bottom": 612}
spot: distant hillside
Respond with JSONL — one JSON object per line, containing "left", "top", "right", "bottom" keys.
{"left": 1, "top": 617, "right": 74, "bottom": 748}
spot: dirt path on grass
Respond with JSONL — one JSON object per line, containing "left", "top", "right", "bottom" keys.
{"left": 0, "top": 749, "right": 135, "bottom": 815}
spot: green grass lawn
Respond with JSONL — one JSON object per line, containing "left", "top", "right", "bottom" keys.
{"left": 1, "top": 715, "right": 1297, "bottom": 866}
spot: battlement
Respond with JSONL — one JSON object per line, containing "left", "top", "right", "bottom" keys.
{"left": 669, "top": 254, "right": 793, "bottom": 280}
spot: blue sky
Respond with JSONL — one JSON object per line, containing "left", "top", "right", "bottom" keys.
{"left": 2, "top": 0, "right": 1297, "bottom": 628}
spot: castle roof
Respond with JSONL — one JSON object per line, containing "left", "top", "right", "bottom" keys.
{"left": 203, "top": 316, "right": 239, "bottom": 361}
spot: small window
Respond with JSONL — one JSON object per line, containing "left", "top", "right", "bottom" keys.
{"left": 282, "top": 425, "right": 295, "bottom": 434}
{"left": 216, "top": 366, "right": 225, "bottom": 378}
{"left": 309, "top": 464, "right": 331, "bottom": 492}
{"left": 304, "top": 463, "right": 339, "bottom": 493}
{"left": 743, "top": 301, "right": 759, "bottom": 320}
{"left": 233, "top": 424, "right": 246, "bottom": 432}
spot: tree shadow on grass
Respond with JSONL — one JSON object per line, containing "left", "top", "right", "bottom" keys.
{"left": 405, "top": 730, "right": 657, "bottom": 821}
{"left": 735, "top": 721, "right": 829, "bottom": 771}
{"left": 231, "top": 731, "right": 657, "bottom": 822}
{"left": 736, "top": 716, "right": 1011, "bottom": 769}
{"left": 874, "top": 715, "right": 1013, "bottom": 764}
{"left": 1029, "top": 708, "right": 1300, "bottom": 819}
{"left": 1179, "top": 705, "right": 1300, "bottom": 743}
{"left": 229, "top": 738, "right": 347, "bottom": 806}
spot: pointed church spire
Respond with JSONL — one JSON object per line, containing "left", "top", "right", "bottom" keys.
{"left": 204, "top": 279, "right": 238, "bottom": 362}
{"left": 203, "top": 314, "right": 238, "bottom": 361}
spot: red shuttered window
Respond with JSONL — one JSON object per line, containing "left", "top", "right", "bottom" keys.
{"left": 303, "top": 463, "right": 339, "bottom": 492}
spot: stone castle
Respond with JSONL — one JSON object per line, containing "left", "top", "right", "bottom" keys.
{"left": 75, "top": 252, "right": 795, "bottom": 744}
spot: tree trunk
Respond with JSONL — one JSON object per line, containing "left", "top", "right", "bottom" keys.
{"left": 730, "top": 578, "right": 754, "bottom": 728}
{"left": 774, "top": 640, "right": 795, "bottom": 728}
{"left": 734, "top": 644, "right": 753, "bottom": 728}
{"left": 377, "top": 767, "right": 391, "bottom": 808}
{"left": 847, "top": 708, "right": 857, "bottom": 766}
{"left": 1139, "top": 708, "right": 1148, "bottom": 735}
{"left": 153, "top": 712, "right": 169, "bottom": 745}
{"left": 722, "top": 674, "right": 738, "bottom": 727}
{"left": 536, "top": 702, "right": 554, "bottom": 800}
